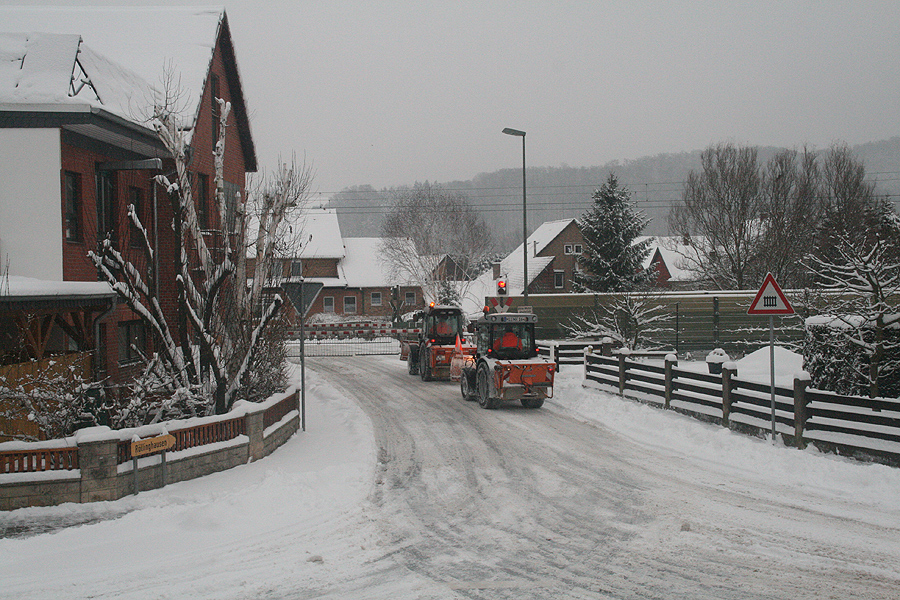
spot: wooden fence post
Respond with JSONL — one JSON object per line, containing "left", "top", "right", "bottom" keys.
{"left": 664, "top": 353, "right": 677, "bottom": 409}
{"left": 617, "top": 353, "right": 627, "bottom": 395}
{"left": 722, "top": 364, "right": 737, "bottom": 427}
{"left": 794, "top": 376, "right": 810, "bottom": 449}
{"left": 601, "top": 336, "right": 614, "bottom": 357}
{"left": 583, "top": 346, "right": 592, "bottom": 380}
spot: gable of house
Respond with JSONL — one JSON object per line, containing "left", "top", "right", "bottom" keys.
{"left": 0, "top": 7, "right": 256, "bottom": 387}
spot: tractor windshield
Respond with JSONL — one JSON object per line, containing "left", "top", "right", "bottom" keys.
{"left": 489, "top": 322, "right": 533, "bottom": 359}
{"left": 427, "top": 311, "right": 464, "bottom": 342}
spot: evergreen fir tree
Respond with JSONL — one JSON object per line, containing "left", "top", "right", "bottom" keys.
{"left": 574, "top": 173, "right": 653, "bottom": 292}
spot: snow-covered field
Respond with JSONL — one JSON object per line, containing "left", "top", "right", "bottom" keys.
{"left": 1, "top": 349, "right": 898, "bottom": 599}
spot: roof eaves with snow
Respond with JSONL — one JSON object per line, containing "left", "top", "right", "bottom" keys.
{"left": 0, "top": 276, "right": 116, "bottom": 312}
{"left": 0, "top": 7, "right": 250, "bottom": 165}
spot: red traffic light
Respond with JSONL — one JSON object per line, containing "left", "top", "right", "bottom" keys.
{"left": 497, "top": 280, "right": 507, "bottom": 295}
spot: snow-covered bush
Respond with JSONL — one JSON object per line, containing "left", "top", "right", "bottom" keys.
{"left": 565, "top": 292, "right": 670, "bottom": 350}
{"left": 0, "top": 362, "right": 104, "bottom": 440}
{"left": 803, "top": 316, "right": 900, "bottom": 398}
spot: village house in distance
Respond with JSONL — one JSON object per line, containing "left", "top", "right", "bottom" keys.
{"left": 267, "top": 207, "right": 423, "bottom": 323}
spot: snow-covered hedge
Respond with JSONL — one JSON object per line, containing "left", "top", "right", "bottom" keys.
{"left": 803, "top": 316, "right": 900, "bottom": 398}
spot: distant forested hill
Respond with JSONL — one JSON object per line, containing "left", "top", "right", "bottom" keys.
{"left": 330, "top": 137, "right": 900, "bottom": 252}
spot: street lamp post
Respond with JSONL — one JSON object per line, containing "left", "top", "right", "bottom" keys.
{"left": 502, "top": 127, "right": 527, "bottom": 304}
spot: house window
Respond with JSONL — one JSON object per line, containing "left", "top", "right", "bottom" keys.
{"left": 64, "top": 171, "right": 81, "bottom": 242}
{"left": 371, "top": 291, "right": 382, "bottom": 307}
{"left": 210, "top": 74, "right": 220, "bottom": 150}
{"left": 343, "top": 295, "right": 357, "bottom": 314}
{"left": 554, "top": 270, "right": 565, "bottom": 289}
{"left": 268, "top": 261, "right": 282, "bottom": 280}
{"left": 323, "top": 296, "right": 334, "bottom": 313}
{"left": 118, "top": 319, "right": 146, "bottom": 364}
{"left": 197, "top": 173, "right": 210, "bottom": 230}
{"left": 290, "top": 261, "right": 303, "bottom": 278}
{"left": 96, "top": 170, "right": 116, "bottom": 241}
{"left": 574, "top": 244, "right": 583, "bottom": 254}
{"left": 404, "top": 291, "right": 416, "bottom": 306}
{"left": 564, "top": 244, "right": 574, "bottom": 255}
{"left": 128, "top": 187, "right": 143, "bottom": 247}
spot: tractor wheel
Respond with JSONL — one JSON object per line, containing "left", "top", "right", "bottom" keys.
{"left": 476, "top": 363, "right": 500, "bottom": 409}
{"left": 408, "top": 347, "right": 419, "bottom": 375}
{"left": 521, "top": 397, "right": 544, "bottom": 409}
{"left": 460, "top": 371, "right": 476, "bottom": 401}
{"left": 420, "top": 349, "right": 431, "bottom": 381}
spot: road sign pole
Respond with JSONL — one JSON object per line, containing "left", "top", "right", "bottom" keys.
{"left": 746, "top": 272, "right": 794, "bottom": 445}
{"left": 769, "top": 315, "right": 776, "bottom": 443}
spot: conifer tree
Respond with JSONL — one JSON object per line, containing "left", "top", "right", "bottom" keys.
{"left": 574, "top": 174, "right": 652, "bottom": 292}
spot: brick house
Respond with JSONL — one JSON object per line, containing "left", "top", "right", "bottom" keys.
{"left": 268, "top": 208, "right": 422, "bottom": 322}
{"left": 0, "top": 7, "right": 255, "bottom": 387}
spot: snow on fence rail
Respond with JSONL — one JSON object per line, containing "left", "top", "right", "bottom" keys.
{"left": 540, "top": 339, "right": 672, "bottom": 367}
{"left": 0, "top": 446, "right": 78, "bottom": 474}
{"left": 116, "top": 417, "right": 246, "bottom": 464}
{"left": 584, "top": 351, "right": 900, "bottom": 466}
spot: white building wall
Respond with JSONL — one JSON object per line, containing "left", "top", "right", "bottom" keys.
{"left": 0, "top": 128, "right": 63, "bottom": 280}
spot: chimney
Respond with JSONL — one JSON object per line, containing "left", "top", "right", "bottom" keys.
{"left": 492, "top": 262, "right": 501, "bottom": 279}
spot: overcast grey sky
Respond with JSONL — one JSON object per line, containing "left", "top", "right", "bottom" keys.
{"left": 17, "top": 1, "right": 900, "bottom": 195}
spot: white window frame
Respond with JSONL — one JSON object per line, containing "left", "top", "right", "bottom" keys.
{"left": 343, "top": 295, "right": 357, "bottom": 314}
{"left": 323, "top": 296, "right": 335, "bottom": 313}
{"left": 404, "top": 291, "right": 416, "bottom": 306}
{"left": 554, "top": 270, "right": 565, "bottom": 289}
{"left": 574, "top": 243, "right": 583, "bottom": 254}
{"left": 371, "top": 291, "right": 382, "bottom": 306}
{"left": 564, "top": 244, "right": 574, "bottom": 255}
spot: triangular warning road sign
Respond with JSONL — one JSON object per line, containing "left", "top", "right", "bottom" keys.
{"left": 747, "top": 273, "right": 795, "bottom": 315}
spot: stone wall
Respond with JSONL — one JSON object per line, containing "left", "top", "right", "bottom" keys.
{"left": 0, "top": 390, "right": 300, "bottom": 511}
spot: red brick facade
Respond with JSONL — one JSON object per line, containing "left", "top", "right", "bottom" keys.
{"left": 525, "top": 220, "right": 586, "bottom": 295}
{"left": 50, "top": 21, "right": 252, "bottom": 385}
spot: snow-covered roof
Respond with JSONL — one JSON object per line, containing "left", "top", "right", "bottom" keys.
{"left": 527, "top": 219, "right": 576, "bottom": 256}
{"left": 341, "top": 237, "right": 419, "bottom": 288}
{"left": 489, "top": 219, "right": 575, "bottom": 296}
{"left": 0, "top": 6, "right": 225, "bottom": 130}
{"left": 459, "top": 220, "right": 573, "bottom": 314}
{"left": 294, "top": 208, "right": 345, "bottom": 260}
{"left": 639, "top": 236, "right": 702, "bottom": 282}
{"left": 1, "top": 275, "right": 114, "bottom": 300}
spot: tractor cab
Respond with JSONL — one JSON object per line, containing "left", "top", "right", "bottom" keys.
{"left": 475, "top": 313, "right": 537, "bottom": 361}
{"left": 419, "top": 304, "right": 466, "bottom": 345}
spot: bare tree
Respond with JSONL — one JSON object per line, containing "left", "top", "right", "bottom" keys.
{"left": 90, "top": 77, "right": 311, "bottom": 421}
{"left": 759, "top": 148, "right": 823, "bottom": 288}
{"left": 668, "top": 142, "right": 765, "bottom": 289}
{"left": 241, "top": 154, "right": 314, "bottom": 314}
{"left": 380, "top": 182, "right": 494, "bottom": 305}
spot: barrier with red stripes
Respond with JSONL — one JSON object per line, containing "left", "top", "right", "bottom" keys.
{"left": 285, "top": 326, "right": 422, "bottom": 340}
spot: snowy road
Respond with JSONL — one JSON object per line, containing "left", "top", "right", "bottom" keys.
{"left": 310, "top": 356, "right": 900, "bottom": 600}
{"left": 2, "top": 354, "right": 899, "bottom": 599}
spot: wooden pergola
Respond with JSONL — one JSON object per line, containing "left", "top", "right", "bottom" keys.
{"left": 0, "top": 280, "right": 117, "bottom": 365}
